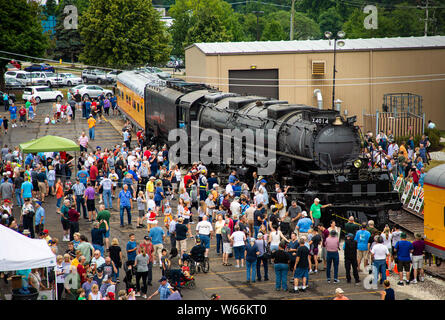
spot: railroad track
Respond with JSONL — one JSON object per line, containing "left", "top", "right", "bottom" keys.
{"left": 389, "top": 207, "right": 445, "bottom": 280}
{"left": 388, "top": 208, "right": 424, "bottom": 235}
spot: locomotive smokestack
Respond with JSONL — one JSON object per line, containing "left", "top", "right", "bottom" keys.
{"left": 313, "top": 89, "right": 323, "bottom": 110}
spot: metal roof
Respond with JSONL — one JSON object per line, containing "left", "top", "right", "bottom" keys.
{"left": 189, "top": 36, "right": 445, "bottom": 55}
{"left": 425, "top": 164, "right": 445, "bottom": 189}
{"left": 117, "top": 70, "right": 165, "bottom": 97}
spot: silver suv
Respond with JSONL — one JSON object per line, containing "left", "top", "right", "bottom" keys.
{"left": 81, "top": 69, "right": 113, "bottom": 84}
{"left": 29, "top": 72, "right": 63, "bottom": 87}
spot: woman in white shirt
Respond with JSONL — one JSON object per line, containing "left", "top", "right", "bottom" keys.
{"left": 381, "top": 225, "right": 392, "bottom": 252}
{"left": 55, "top": 255, "right": 65, "bottom": 300}
{"left": 268, "top": 226, "right": 289, "bottom": 252}
{"left": 88, "top": 284, "right": 102, "bottom": 300}
{"left": 230, "top": 225, "right": 247, "bottom": 268}
{"left": 177, "top": 198, "right": 185, "bottom": 218}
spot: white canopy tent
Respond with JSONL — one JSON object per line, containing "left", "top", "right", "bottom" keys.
{"left": 0, "top": 224, "right": 56, "bottom": 271}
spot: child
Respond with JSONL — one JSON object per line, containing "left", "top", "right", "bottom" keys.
{"left": 181, "top": 259, "right": 191, "bottom": 279}
{"left": 28, "top": 104, "right": 35, "bottom": 122}
{"left": 77, "top": 288, "right": 86, "bottom": 300}
{"left": 145, "top": 208, "right": 157, "bottom": 232}
{"left": 146, "top": 193, "right": 156, "bottom": 212}
{"left": 380, "top": 280, "right": 395, "bottom": 300}
{"left": 60, "top": 104, "right": 67, "bottom": 120}
{"left": 72, "top": 232, "right": 81, "bottom": 249}
{"left": 44, "top": 114, "right": 50, "bottom": 125}
{"left": 136, "top": 191, "right": 146, "bottom": 229}
{"left": 160, "top": 249, "right": 169, "bottom": 277}
{"left": 164, "top": 203, "right": 172, "bottom": 229}
{"left": 127, "top": 288, "right": 136, "bottom": 300}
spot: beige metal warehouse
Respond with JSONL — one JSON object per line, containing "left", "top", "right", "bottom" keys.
{"left": 185, "top": 36, "right": 445, "bottom": 130}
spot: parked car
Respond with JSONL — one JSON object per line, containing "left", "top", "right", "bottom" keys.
{"left": 28, "top": 72, "right": 63, "bottom": 87}
{"left": 5, "top": 78, "right": 25, "bottom": 90}
{"left": 69, "top": 84, "right": 112, "bottom": 100}
{"left": 81, "top": 68, "right": 113, "bottom": 84}
{"left": 6, "top": 63, "right": 19, "bottom": 71}
{"left": 58, "top": 73, "right": 82, "bottom": 86}
{"left": 22, "top": 86, "right": 63, "bottom": 103}
{"left": 0, "top": 91, "right": 16, "bottom": 103}
{"left": 165, "top": 56, "right": 184, "bottom": 68}
{"left": 24, "top": 63, "right": 55, "bottom": 73}
{"left": 9, "top": 60, "right": 21, "bottom": 69}
{"left": 144, "top": 66, "right": 171, "bottom": 79}
{"left": 4, "top": 71, "right": 33, "bottom": 86}
{"left": 106, "top": 70, "right": 122, "bottom": 82}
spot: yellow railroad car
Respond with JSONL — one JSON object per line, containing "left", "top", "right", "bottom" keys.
{"left": 115, "top": 70, "right": 157, "bottom": 130}
{"left": 424, "top": 164, "right": 445, "bottom": 260}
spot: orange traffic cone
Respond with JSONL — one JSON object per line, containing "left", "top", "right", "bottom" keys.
{"left": 393, "top": 263, "right": 399, "bottom": 274}
{"left": 386, "top": 258, "right": 390, "bottom": 277}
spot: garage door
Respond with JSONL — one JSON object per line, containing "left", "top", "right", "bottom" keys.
{"left": 229, "top": 69, "right": 278, "bottom": 99}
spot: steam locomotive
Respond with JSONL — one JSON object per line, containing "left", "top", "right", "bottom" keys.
{"left": 116, "top": 70, "right": 402, "bottom": 229}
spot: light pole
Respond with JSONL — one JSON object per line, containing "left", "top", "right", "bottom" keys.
{"left": 290, "top": 0, "right": 296, "bottom": 40}
{"left": 324, "top": 30, "right": 345, "bottom": 111}
{"left": 252, "top": 11, "right": 264, "bottom": 41}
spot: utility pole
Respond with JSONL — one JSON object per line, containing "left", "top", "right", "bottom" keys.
{"left": 252, "top": 11, "right": 264, "bottom": 41}
{"left": 290, "top": 0, "right": 296, "bottom": 40}
{"left": 424, "top": 0, "right": 429, "bottom": 36}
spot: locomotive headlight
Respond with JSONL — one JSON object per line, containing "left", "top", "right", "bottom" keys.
{"left": 354, "top": 159, "right": 362, "bottom": 169}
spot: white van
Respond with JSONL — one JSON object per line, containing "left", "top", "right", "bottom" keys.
{"left": 4, "top": 71, "right": 32, "bottom": 86}
{"left": 22, "top": 86, "right": 63, "bottom": 103}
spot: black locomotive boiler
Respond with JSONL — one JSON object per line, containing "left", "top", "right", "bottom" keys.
{"left": 116, "top": 71, "right": 401, "bottom": 229}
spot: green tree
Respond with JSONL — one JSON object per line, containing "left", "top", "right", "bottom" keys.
{"left": 343, "top": 4, "right": 424, "bottom": 38}
{"left": 54, "top": 0, "right": 83, "bottom": 63}
{"left": 170, "top": 0, "right": 242, "bottom": 57}
{"left": 261, "top": 20, "right": 286, "bottom": 40}
{"left": 79, "top": 0, "right": 170, "bottom": 68}
{"left": 44, "top": 0, "right": 58, "bottom": 16}
{"left": 318, "top": 6, "right": 344, "bottom": 36}
{"left": 0, "top": 0, "right": 49, "bottom": 90}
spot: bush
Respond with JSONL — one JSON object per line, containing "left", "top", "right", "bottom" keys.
{"left": 393, "top": 127, "right": 441, "bottom": 151}
{"left": 424, "top": 127, "right": 441, "bottom": 151}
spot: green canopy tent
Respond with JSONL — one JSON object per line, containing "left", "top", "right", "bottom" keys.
{"left": 19, "top": 135, "right": 80, "bottom": 153}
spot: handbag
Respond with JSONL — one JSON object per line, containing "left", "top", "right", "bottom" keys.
{"left": 262, "top": 239, "right": 272, "bottom": 259}
{"left": 276, "top": 203, "right": 284, "bottom": 210}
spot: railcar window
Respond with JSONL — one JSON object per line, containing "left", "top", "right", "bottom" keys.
{"left": 137, "top": 102, "right": 140, "bottom": 112}
{"left": 133, "top": 100, "right": 136, "bottom": 109}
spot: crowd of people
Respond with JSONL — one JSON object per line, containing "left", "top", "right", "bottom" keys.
{"left": 0, "top": 96, "right": 431, "bottom": 300}
{"left": 363, "top": 128, "right": 433, "bottom": 188}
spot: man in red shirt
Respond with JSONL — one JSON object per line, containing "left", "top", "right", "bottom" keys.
{"left": 183, "top": 171, "right": 193, "bottom": 189}
{"left": 18, "top": 105, "right": 27, "bottom": 127}
{"left": 89, "top": 161, "right": 98, "bottom": 185}
{"left": 77, "top": 256, "right": 87, "bottom": 284}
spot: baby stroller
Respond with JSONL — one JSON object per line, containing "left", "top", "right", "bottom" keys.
{"left": 166, "top": 269, "right": 196, "bottom": 289}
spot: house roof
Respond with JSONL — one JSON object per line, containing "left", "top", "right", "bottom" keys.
{"left": 188, "top": 36, "right": 445, "bottom": 56}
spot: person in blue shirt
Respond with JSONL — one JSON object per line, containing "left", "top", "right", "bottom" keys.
{"left": 24, "top": 153, "right": 33, "bottom": 166}
{"left": 34, "top": 201, "right": 45, "bottom": 235}
{"left": 149, "top": 226, "right": 165, "bottom": 266}
{"left": 296, "top": 212, "right": 313, "bottom": 234}
{"left": 85, "top": 99, "right": 91, "bottom": 118}
{"left": 118, "top": 184, "right": 132, "bottom": 227}
{"left": 77, "top": 167, "right": 89, "bottom": 186}
{"left": 419, "top": 167, "right": 425, "bottom": 187}
{"left": 126, "top": 233, "right": 137, "bottom": 264}
{"left": 21, "top": 180, "right": 33, "bottom": 199}
{"left": 354, "top": 223, "right": 371, "bottom": 272}
{"left": 394, "top": 233, "right": 413, "bottom": 285}
{"left": 147, "top": 276, "right": 174, "bottom": 300}
{"left": 233, "top": 180, "right": 242, "bottom": 197}
{"left": 9, "top": 104, "right": 17, "bottom": 128}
